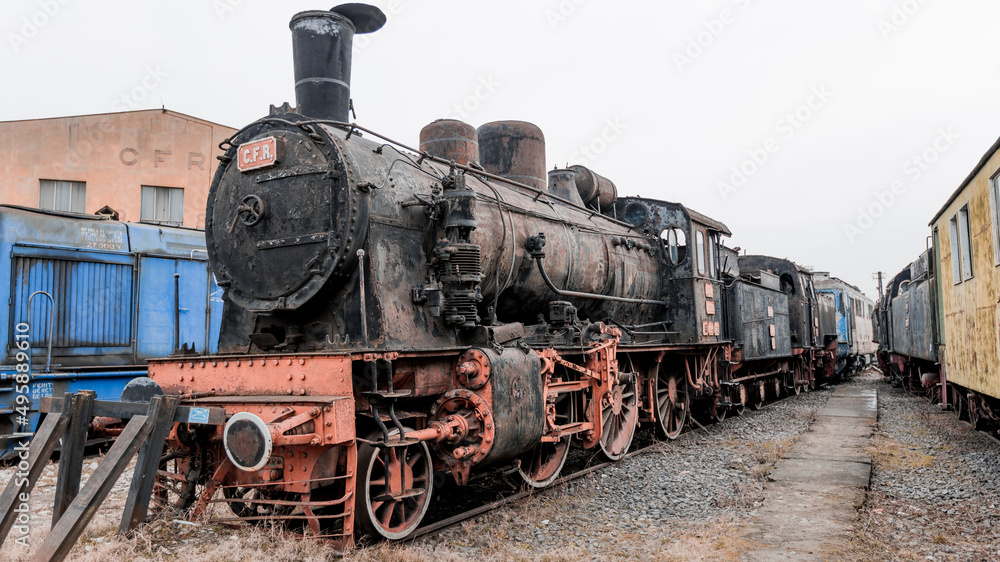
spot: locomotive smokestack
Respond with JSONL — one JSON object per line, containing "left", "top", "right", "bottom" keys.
{"left": 289, "top": 4, "right": 386, "bottom": 121}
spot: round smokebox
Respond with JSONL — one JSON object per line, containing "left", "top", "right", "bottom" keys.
{"left": 223, "top": 412, "right": 273, "bottom": 472}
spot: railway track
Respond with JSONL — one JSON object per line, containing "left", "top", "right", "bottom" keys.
{"left": 405, "top": 383, "right": 839, "bottom": 544}
{"left": 408, "top": 437, "right": 659, "bottom": 543}
{"left": 405, "top": 404, "right": 763, "bottom": 543}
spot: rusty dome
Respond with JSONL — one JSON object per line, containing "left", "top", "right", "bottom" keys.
{"left": 477, "top": 121, "right": 547, "bottom": 191}
{"left": 419, "top": 119, "right": 480, "bottom": 165}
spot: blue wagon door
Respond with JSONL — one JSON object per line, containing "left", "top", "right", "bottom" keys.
{"left": 135, "top": 256, "right": 220, "bottom": 359}
{"left": 10, "top": 246, "right": 136, "bottom": 366}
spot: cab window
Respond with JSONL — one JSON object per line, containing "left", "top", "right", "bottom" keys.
{"left": 660, "top": 228, "right": 687, "bottom": 265}
{"left": 707, "top": 233, "right": 717, "bottom": 277}
{"left": 695, "top": 231, "right": 706, "bottom": 275}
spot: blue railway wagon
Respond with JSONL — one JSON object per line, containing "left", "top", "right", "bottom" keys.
{"left": 0, "top": 206, "right": 222, "bottom": 458}
{"left": 814, "top": 272, "right": 876, "bottom": 374}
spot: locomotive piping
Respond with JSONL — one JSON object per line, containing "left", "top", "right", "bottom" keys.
{"left": 219, "top": 117, "right": 639, "bottom": 231}
{"left": 530, "top": 253, "right": 666, "bottom": 306}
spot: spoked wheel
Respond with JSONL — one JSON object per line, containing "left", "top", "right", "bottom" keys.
{"left": 952, "top": 388, "right": 966, "bottom": 421}
{"left": 356, "top": 429, "right": 434, "bottom": 540}
{"left": 969, "top": 396, "right": 986, "bottom": 431}
{"left": 151, "top": 444, "right": 211, "bottom": 518}
{"left": 712, "top": 397, "right": 727, "bottom": 423}
{"left": 223, "top": 486, "right": 296, "bottom": 519}
{"left": 599, "top": 370, "right": 639, "bottom": 461}
{"left": 751, "top": 381, "right": 766, "bottom": 410}
{"left": 790, "top": 373, "right": 802, "bottom": 396}
{"left": 655, "top": 365, "right": 689, "bottom": 440}
{"left": 519, "top": 392, "right": 575, "bottom": 488}
{"left": 732, "top": 384, "right": 747, "bottom": 416}
{"left": 773, "top": 378, "right": 782, "bottom": 399}
{"left": 928, "top": 385, "right": 942, "bottom": 404}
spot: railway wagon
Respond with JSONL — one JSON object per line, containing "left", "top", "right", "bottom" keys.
{"left": 736, "top": 256, "right": 839, "bottom": 387}
{"left": 139, "top": 4, "right": 857, "bottom": 548}
{"left": 813, "top": 272, "right": 876, "bottom": 375}
{"left": 0, "top": 205, "right": 223, "bottom": 459}
{"left": 874, "top": 250, "right": 940, "bottom": 394}
{"left": 925, "top": 135, "right": 1000, "bottom": 427}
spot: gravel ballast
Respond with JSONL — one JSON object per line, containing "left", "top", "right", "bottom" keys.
{"left": 855, "top": 374, "right": 1000, "bottom": 561}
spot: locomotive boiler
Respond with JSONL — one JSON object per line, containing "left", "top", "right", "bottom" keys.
{"left": 145, "top": 3, "right": 829, "bottom": 546}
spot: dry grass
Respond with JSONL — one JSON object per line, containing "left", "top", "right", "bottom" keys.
{"left": 848, "top": 490, "right": 907, "bottom": 561}
{"left": 866, "top": 437, "right": 933, "bottom": 471}
{"left": 659, "top": 520, "right": 758, "bottom": 561}
{"left": 4, "top": 518, "right": 354, "bottom": 562}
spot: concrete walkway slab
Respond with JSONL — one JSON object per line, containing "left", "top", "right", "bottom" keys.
{"left": 744, "top": 387, "right": 877, "bottom": 561}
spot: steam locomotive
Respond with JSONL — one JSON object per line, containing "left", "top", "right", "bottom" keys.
{"left": 146, "top": 4, "right": 871, "bottom": 547}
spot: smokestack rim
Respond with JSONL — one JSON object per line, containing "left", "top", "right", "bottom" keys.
{"left": 289, "top": 10, "right": 356, "bottom": 34}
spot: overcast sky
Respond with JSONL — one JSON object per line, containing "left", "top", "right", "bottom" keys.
{"left": 5, "top": 0, "right": 1000, "bottom": 298}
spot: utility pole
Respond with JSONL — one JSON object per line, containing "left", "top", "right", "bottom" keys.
{"left": 873, "top": 271, "right": 884, "bottom": 297}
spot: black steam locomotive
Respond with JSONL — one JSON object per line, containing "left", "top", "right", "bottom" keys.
{"left": 146, "top": 4, "right": 867, "bottom": 547}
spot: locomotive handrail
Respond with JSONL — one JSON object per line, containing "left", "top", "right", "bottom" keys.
{"left": 223, "top": 117, "right": 639, "bottom": 232}
{"left": 27, "top": 290, "right": 54, "bottom": 373}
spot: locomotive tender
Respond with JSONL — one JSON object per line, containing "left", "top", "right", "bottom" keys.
{"left": 146, "top": 4, "right": 870, "bottom": 546}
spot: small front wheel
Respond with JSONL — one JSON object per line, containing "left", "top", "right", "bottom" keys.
{"left": 356, "top": 429, "right": 434, "bottom": 540}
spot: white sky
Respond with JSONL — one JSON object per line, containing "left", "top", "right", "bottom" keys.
{"left": 5, "top": 0, "right": 1000, "bottom": 297}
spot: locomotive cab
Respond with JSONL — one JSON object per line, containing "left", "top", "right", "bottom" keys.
{"left": 616, "top": 197, "right": 730, "bottom": 345}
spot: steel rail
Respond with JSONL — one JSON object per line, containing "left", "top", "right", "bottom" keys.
{"left": 407, "top": 439, "right": 660, "bottom": 542}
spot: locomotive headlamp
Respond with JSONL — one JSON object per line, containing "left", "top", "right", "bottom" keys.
{"left": 223, "top": 412, "right": 273, "bottom": 472}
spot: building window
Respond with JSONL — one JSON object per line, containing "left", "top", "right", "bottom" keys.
{"left": 991, "top": 172, "right": 1000, "bottom": 266}
{"left": 959, "top": 205, "right": 973, "bottom": 281}
{"left": 39, "top": 180, "right": 85, "bottom": 213}
{"left": 141, "top": 186, "right": 184, "bottom": 226}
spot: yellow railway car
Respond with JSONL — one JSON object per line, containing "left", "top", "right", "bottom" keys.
{"left": 930, "top": 135, "right": 1000, "bottom": 427}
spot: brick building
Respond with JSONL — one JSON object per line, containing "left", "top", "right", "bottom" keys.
{"left": 0, "top": 110, "right": 236, "bottom": 228}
